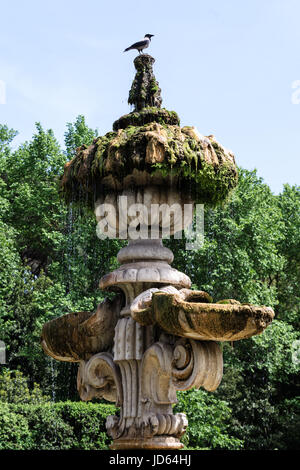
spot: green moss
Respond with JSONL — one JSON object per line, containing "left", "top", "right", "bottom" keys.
{"left": 183, "top": 141, "right": 198, "bottom": 168}
{"left": 60, "top": 121, "right": 238, "bottom": 209}
{"left": 128, "top": 54, "right": 162, "bottom": 111}
{"left": 211, "top": 142, "right": 225, "bottom": 162}
{"left": 150, "top": 157, "right": 237, "bottom": 207}
{"left": 92, "top": 133, "right": 115, "bottom": 176}
{"left": 113, "top": 107, "right": 180, "bottom": 130}
{"left": 152, "top": 293, "right": 184, "bottom": 334}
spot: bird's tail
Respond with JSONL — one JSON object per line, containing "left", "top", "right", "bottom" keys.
{"left": 124, "top": 47, "right": 131, "bottom": 52}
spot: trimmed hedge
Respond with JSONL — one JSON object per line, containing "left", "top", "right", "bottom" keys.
{"left": 0, "top": 392, "right": 243, "bottom": 450}
{"left": 0, "top": 401, "right": 117, "bottom": 450}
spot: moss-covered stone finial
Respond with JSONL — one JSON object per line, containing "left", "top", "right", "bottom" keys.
{"left": 60, "top": 53, "right": 238, "bottom": 209}
{"left": 128, "top": 54, "right": 162, "bottom": 111}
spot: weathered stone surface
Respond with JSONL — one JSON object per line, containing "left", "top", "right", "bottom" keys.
{"left": 117, "top": 239, "right": 174, "bottom": 265}
{"left": 152, "top": 290, "right": 275, "bottom": 341}
{"left": 130, "top": 287, "right": 274, "bottom": 340}
{"left": 113, "top": 107, "right": 180, "bottom": 131}
{"left": 109, "top": 436, "right": 184, "bottom": 450}
{"left": 172, "top": 339, "right": 223, "bottom": 392}
{"left": 77, "top": 352, "right": 122, "bottom": 403}
{"left": 99, "top": 239, "right": 191, "bottom": 320}
{"left": 60, "top": 120, "right": 238, "bottom": 208}
{"left": 106, "top": 330, "right": 221, "bottom": 448}
{"left": 128, "top": 54, "right": 162, "bottom": 111}
{"left": 41, "top": 295, "right": 123, "bottom": 361}
{"left": 100, "top": 262, "right": 191, "bottom": 291}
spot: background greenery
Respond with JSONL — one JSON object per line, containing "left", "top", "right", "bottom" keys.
{"left": 0, "top": 117, "right": 299, "bottom": 450}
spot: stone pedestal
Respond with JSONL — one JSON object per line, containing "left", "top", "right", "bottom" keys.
{"left": 77, "top": 239, "right": 223, "bottom": 450}
{"left": 42, "top": 237, "right": 273, "bottom": 450}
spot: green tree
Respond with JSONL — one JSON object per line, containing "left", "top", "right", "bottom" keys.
{"left": 0, "top": 369, "right": 49, "bottom": 404}
{"left": 175, "top": 389, "right": 243, "bottom": 449}
{"left": 218, "top": 320, "right": 300, "bottom": 449}
{"left": 276, "top": 184, "right": 300, "bottom": 328}
{"left": 64, "top": 115, "right": 98, "bottom": 159}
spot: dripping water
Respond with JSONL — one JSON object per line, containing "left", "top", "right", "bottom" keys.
{"left": 66, "top": 200, "right": 74, "bottom": 294}
{"left": 50, "top": 358, "right": 56, "bottom": 402}
{"left": 206, "top": 205, "right": 215, "bottom": 296}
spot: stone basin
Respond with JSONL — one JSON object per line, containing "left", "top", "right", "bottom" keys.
{"left": 153, "top": 292, "right": 274, "bottom": 341}
{"left": 41, "top": 295, "right": 122, "bottom": 362}
{"left": 131, "top": 288, "right": 275, "bottom": 341}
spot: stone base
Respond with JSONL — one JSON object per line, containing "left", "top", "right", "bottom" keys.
{"left": 110, "top": 436, "right": 184, "bottom": 450}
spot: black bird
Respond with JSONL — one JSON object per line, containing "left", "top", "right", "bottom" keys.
{"left": 124, "top": 34, "right": 154, "bottom": 54}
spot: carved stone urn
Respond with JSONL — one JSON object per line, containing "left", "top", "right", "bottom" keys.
{"left": 41, "top": 54, "right": 274, "bottom": 450}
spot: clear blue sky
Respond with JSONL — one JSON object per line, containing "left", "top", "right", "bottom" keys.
{"left": 0, "top": 0, "right": 299, "bottom": 194}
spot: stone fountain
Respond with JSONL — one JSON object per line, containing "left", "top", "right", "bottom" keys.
{"left": 41, "top": 55, "right": 274, "bottom": 450}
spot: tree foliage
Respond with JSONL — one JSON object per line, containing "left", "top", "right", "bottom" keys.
{"left": 0, "top": 369, "right": 49, "bottom": 404}
{"left": 175, "top": 389, "right": 243, "bottom": 449}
